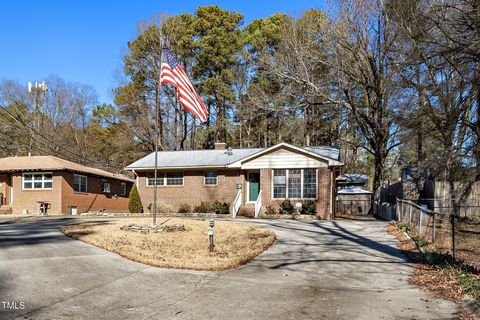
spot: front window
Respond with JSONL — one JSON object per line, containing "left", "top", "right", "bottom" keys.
{"left": 73, "top": 174, "right": 87, "bottom": 193}
{"left": 120, "top": 182, "right": 127, "bottom": 196}
{"left": 303, "top": 169, "right": 317, "bottom": 198}
{"left": 23, "top": 172, "right": 52, "bottom": 190}
{"left": 166, "top": 172, "right": 183, "bottom": 186}
{"left": 102, "top": 180, "right": 111, "bottom": 193}
{"left": 146, "top": 172, "right": 183, "bottom": 186}
{"left": 146, "top": 173, "right": 164, "bottom": 186}
{"left": 272, "top": 169, "right": 317, "bottom": 199}
{"left": 204, "top": 172, "right": 218, "bottom": 186}
{"left": 288, "top": 169, "right": 302, "bottom": 198}
{"left": 273, "top": 170, "right": 287, "bottom": 198}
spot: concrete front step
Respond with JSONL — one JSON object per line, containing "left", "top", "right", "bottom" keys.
{"left": 237, "top": 205, "right": 255, "bottom": 218}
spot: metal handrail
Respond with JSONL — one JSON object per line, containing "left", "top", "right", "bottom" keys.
{"left": 232, "top": 189, "right": 242, "bottom": 218}
{"left": 254, "top": 190, "right": 262, "bottom": 218}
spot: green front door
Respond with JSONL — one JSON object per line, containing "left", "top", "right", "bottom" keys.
{"left": 248, "top": 173, "right": 260, "bottom": 202}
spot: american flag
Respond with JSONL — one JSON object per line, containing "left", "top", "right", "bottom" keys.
{"left": 160, "top": 46, "right": 208, "bottom": 123}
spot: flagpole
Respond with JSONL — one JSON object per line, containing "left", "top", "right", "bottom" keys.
{"left": 152, "top": 37, "right": 164, "bottom": 227}
{"left": 152, "top": 91, "right": 159, "bottom": 226}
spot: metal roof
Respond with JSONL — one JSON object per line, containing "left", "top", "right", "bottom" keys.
{"left": 337, "top": 173, "right": 369, "bottom": 184}
{"left": 126, "top": 145, "right": 341, "bottom": 170}
{"left": 337, "top": 187, "right": 372, "bottom": 194}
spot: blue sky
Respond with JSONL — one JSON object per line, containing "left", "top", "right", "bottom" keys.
{"left": 0, "top": 1, "right": 326, "bottom": 104}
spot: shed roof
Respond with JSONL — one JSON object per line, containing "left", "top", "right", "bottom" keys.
{"left": 125, "top": 144, "right": 341, "bottom": 170}
{"left": 337, "top": 173, "right": 369, "bottom": 184}
{"left": 0, "top": 156, "right": 133, "bottom": 182}
{"left": 337, "top": 187, "right": 372, "bottom": 194}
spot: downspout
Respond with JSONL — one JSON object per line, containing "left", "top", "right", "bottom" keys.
{"left": 329, "top": 168, "right": 334, "bottom": 220}
{"left": 132, "top": 169, "right": 138, "bottom": 188}
{"left": 330, "top": 166, "right": 340, "bottom": 220}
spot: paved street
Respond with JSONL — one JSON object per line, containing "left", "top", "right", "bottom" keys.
{"left": 0, "top": 218, "right": 457, "bottom": 319}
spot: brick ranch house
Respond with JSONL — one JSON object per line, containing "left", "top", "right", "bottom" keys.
{"left": 125, "top": 142, "right": 344, "bottom": 219}
{"left": 0, "top": 156, "right": 134, "bottom": 215}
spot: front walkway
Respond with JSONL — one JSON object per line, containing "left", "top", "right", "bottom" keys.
{"left": 0, "top": 218, "right": 456, "bottom": 319}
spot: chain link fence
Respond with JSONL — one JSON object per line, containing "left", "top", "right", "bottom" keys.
{"left": 396, "top": 199, "right": 480, "bottom": 271}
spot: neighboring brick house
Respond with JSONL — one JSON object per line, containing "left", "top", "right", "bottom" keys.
{"left": 0, "top": 156, "right": 134, "bottom": 215}
{"left": 126, "top": 142, "right": 343, "bottom": 219}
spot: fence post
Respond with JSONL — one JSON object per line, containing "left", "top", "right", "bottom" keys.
{"left": 419, "top": 209, "right": 423, "bottom": 236}
{"left": 396, "top": 201, "right": 400, "bottom": 221}
{"left": 451, "top": 214, "right": 456, "bottom": 260}
{"left": 432, "top": 212, "right": 436, "bottom": 243}
{"left": 409, "top": 204, "right": 412, "bottom": 224}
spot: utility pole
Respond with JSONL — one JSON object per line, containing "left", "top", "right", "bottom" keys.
{"left": 27, "top": 81, "right": 48, "bottom": 155}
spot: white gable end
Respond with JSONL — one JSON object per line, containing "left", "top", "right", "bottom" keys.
{"left": 240, "top": 149, "right": 328, "bottom": 169}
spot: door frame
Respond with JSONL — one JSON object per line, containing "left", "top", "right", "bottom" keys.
{"left": 246, "top": 171, "right": 260, "bottom": 203}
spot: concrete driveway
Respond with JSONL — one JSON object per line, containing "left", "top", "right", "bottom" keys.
{"left": 0, "top": 218, "right": 457, "bottom": 320}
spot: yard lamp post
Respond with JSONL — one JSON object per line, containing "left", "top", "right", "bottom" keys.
{"left": 208, "top": 219, "right": 215, "bottom": 252}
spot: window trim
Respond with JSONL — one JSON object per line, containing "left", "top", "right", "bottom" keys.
{"left": 120, "top": 182, "right": 127, "bottom": 196}
{"left": 203, "top": 171, "right": 218, "bottom": 186}
{"left": 73, "top": 174, "right": 88, "bottom": 193}
{"left": 146, "top": 172, "right": 184, "bottom": 187}
{"left": 271, "top": 169, "right": 318, "bottom": 200}
{"left": 22, "top": 172, "right": 53, "bottom": 191}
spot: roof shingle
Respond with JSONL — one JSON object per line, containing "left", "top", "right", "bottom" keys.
{"left": 0, "top": 156, "right": 133, "bottom": 182}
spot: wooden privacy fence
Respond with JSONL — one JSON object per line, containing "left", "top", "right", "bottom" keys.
{"left": 396, "top": 198, "right": 480, "bottom": 271}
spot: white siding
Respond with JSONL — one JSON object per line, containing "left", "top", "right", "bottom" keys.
{"left": 240, "top": 149, "right": 328, "bottom": 169}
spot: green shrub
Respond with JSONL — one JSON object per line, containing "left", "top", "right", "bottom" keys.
{"left": 396, "top": 221, "right": 414, "bottom": 233}
{"left": 193, "top": 201, "right": 213, "bottom": 213}
{"left": 178, "top": 204, "right": 191, "bottom": 213}
{"left": 279, "top": 200, "right": 294, "bottom": 215}
{"left": 301, "top": 200, "right": 317, "bottom": 215}
{"left": 128, "top": 184, "right": 143, "bottom": 213}
{"left": 458, "top": 273, "right": 480, "bottom": 300}
{"left": 265, "top": 205, "right": 277, "bottom": 215}
{"left": 212, "top": 201, "right": 230, "bottom": 214}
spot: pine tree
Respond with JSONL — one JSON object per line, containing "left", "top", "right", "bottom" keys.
{"left": 128, "top": 184, "right": 143, "bottom": 213}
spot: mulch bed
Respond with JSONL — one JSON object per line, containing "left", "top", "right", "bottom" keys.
{"left": 386, "top": 224, "right": 475, "bottom": 320}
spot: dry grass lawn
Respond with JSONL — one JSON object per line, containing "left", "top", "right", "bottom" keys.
{"left": 61, "top": 218, "right": 276, "bottom": 271}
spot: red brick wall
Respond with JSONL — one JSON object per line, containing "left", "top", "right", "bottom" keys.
{"left": 10, "top": 171, "right": 132, "bottom": 215}
{"left": 61, "top": 172, "right": 132, "bottom": 214}
{"left": 135, "top": 168, "right": 334, "bottom": 219}
{"left": 136, "top": 170, "right": 243, "bottom": 212}
{"left": 259, "top": 168, "right": 332, "bottom": 219}
{"left": 11, "top": 172, "right": 63, "bottom": 215}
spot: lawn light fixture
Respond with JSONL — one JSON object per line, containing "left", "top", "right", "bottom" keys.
{"left": 208, "top": 219, "right": 215, "bottom": 252}
{"left": 295, "top": 202, "right": 302, "bottom": 215}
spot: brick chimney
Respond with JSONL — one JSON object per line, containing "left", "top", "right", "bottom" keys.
{"left": 214, "top": 142, "right": 227, "bottom": 150}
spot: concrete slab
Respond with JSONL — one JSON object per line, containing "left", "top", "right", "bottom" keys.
{"left": 0, "top": 218, "right": 457, "bottom": 319}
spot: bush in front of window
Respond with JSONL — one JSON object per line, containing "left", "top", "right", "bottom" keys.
{"left": 178, "top": 204, "right": 191, "bottom": 213}
{"left": 212, "top": 201, "right": 229, "bottom": 214}
{"left": 128, "top": 184, "right": 143, "bottom": 213}
{"left": 265, "top": 205, "right": 277, "bottom": 215}
{"left": 193, "top": 201, "right": 212, "bottom": 213}
{"left": 279, "top": 200, "right": 294, "bottom": 215}
{"left": 301, "top": 200, "right": 317, "bottom": 215}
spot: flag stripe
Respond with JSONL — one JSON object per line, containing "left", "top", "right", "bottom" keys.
{"left": 171, "top": 67, "right": 207, "bottom": 119}
{"left": 159, "top": 47, "right": 208, "bottom": 123}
